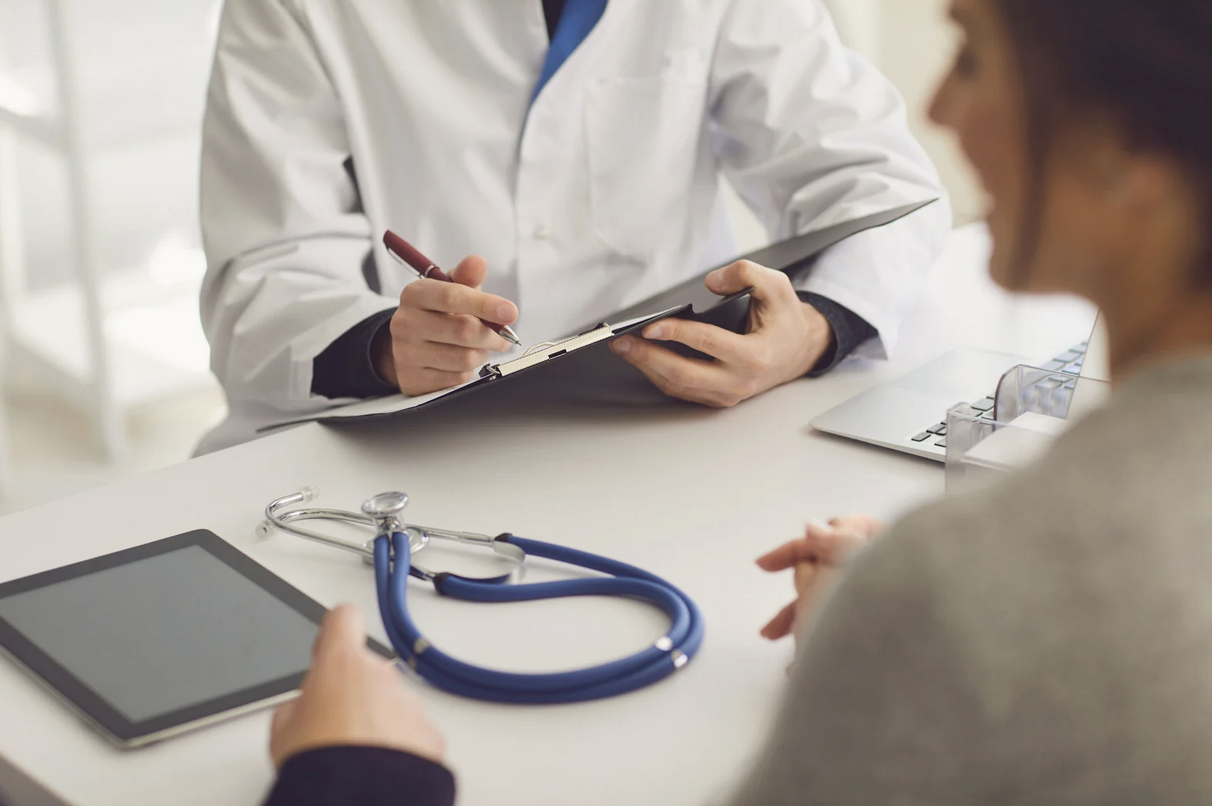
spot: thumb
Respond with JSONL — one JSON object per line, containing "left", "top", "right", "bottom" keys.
{"left": 450, "top": 255, "right": 489, "bottom": 289}
{"left": 704, "top": 260, "right": 793, "bottom": 303}
{"left": 312, "top": 604, "right": 367, "bottom": 665}
{"left": 271, "top": 699, "right": 298, "bottom": 734}
{"left": 268, "top": 700, "right": 299, "bottom": 768}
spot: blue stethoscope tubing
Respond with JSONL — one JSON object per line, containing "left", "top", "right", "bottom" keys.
{"left": 373, "top": 531, "right": 705, "bottom": 704}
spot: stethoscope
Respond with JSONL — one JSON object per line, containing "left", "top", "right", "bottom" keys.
{"left": 257, "top": 488, "right": 705, "bottom": 704}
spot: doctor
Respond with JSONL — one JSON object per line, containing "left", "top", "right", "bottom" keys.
{"left": 198, "top": 0, "right": 948, "bottom": 451}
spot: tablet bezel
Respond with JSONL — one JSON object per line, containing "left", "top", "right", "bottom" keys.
{"left": 0, "top": 529, "right": 390, "bottom": 748}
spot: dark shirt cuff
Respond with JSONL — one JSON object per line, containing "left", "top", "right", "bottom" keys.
{"left": 311, "top": 309, "right": 397, "bottom": 399}
{"left": 264, "top": 746, "right": 456, "bottom": 806}
{"left": 797, "top": 292, "right": 877, "bottom": 377}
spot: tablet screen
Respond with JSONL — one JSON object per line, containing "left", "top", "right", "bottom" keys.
{"left": 0, "top": 530, "right": 389, "bottom": 747}
{"left": 0, "top": 544, "right": 316, "bottom": 722}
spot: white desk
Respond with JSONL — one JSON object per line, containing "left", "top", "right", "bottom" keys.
{"left": 0, "top": 226, "right": 1096, "bottom": 806}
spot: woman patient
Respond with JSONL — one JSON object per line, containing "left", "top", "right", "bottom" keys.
{"left": 260, "top": 1, "right": 1212, "bottom": 803}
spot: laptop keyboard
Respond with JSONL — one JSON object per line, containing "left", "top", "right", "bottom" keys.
{"left": 911, "top": 340, "right": 1090, "bottom": 449}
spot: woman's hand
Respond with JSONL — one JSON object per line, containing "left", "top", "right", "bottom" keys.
{"left": 608, "top": 261, "right": 833, "bottom": 407}
{"left": 756, "top": 516, "right": 886, "bottom": 648}
{"left": 269, "top": 605, "right": 446, "bottom": 768}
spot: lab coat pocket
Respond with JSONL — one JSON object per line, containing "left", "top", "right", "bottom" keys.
{"left": 585, "top": 76, "right": 707, "bottom": 262}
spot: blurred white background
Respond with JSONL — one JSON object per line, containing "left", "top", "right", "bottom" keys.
{"left": 0, "top": 0, "right": 978, "bottom": 515}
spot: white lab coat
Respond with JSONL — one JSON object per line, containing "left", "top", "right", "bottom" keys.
{"left": 198, "top": 0, "right": 949, "bottom": 452}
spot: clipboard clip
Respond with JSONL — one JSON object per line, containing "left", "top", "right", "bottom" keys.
{"left": 479, "top": 322, "right": 616, "bottom": 381}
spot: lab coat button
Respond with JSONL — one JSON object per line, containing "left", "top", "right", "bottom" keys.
{"left": 532, "top": 224, "right": 551, "bottom": 240}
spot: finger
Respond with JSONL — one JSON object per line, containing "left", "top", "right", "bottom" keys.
{"left": 312, "top": 604, "right": 367, "bottom": 665}
{"left": 268, "top": 701, "right": 297, "bottom": 768}
{"left": 793, "top": 560, "right": 818, "bottom": 591}
{"left": 415, "top": 342, "right": 491, "bottom": 374}
{"left": 803, "top": 525, "right": 869, "bottom": 563}
{"left": 797, "top": 565, "right": 840, "bottom": 616}
{"left": 609, "top": 337, "right": 737, "bottom": 404}
{"left": 631, "top": 357, "right": 738, "bottom": 407}
{"left": 270, "top": 700, "right": 297, "bottom": 735}
{"left": 395, "top": 308, "right": 509, "bottom": 351}
{"left": 828, "top": 515, "right": 887, "bottom": 540}
{"left": 797, "top": 523, "right": 864, "bottom": 566}
{"left": 640, "top": 318, "right": 751, "bottom": 364}
{"left": 760, "top": 600, "right": 799, "bottom": 641}
{"left": 448, "top": 255, "right": 488, "bottom": 289}
{"left": 758, "top": 520, "right": 863, "bottom": 571}
{"left": 704, "top": 261, "right": 796, "bottom": 305}
{"left": 401, "top": 279, "right": 518, "bottom": 325}
{"left": 756, "top": 538, "right": 824, "bottom": 572}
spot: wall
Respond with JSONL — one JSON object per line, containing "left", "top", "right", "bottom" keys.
{"left": 874, "top": 0, "right": 983, "bottom": 223}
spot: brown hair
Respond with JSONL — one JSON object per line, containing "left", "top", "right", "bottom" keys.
{"left": 991, "top": 1, "right": 1212, "bottom": 281}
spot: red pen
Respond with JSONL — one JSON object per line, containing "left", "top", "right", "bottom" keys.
{"left": 383, "top": 230, "right": 522, "bottom": 347}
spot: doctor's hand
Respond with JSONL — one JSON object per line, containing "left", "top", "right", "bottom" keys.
{"left": 375, "top": 255, "right": 519, "bottom": 396}
{"left": 269, "top": 604, "right": 446, "bottom": 769}
{"left": 608, "top": 261, "right": 832, "bottom": 407}
{"left": 756, "top": 516, "right": 885, "bottom": 650}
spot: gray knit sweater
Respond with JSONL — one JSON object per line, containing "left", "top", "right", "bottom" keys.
{"left": 731, "top": 353, "right": 1212, "bottom": 805}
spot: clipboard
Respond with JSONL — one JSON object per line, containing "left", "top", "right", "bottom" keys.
{"left": 263, "top": 199, "right": 937, "bottom": 430}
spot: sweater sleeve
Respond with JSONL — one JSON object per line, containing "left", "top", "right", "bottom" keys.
{"left": 263, "top": 746, "right": 455, "bottom": 806}
{"left": 724, "top": 516, "right": 987, "bottom": 805}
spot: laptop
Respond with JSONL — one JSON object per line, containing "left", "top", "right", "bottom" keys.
{"left": 810, "top": 315, "right": 1110, "bottom": 462}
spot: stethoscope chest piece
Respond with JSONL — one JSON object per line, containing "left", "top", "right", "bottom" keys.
{"left": 361, "top": 491, "right": 409, "bottom": 519}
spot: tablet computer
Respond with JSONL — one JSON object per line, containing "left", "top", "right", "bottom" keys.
{"left": 0, "top": 529, "right": 393, "bottom": 748}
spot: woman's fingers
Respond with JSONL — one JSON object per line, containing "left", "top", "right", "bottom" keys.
{"left": 757, "top": 520, "right": 851, "bottom": 572}
{"left": 760, "top": 600, "right": 799, "bottom": 641}
{"left": 311, "top": 604, "right": 365, "bottom": 665}
{"left": 756, "top": 538, "right": 824, "bottom": 572}
{"left": 758, "top": 516, "right": 887, "bottom": 644}
{"left": 828, "top": 515, "right": 887, "bottom": 540}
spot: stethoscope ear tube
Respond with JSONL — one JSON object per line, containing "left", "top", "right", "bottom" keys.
{"left": 374, "top": 533, "right": 705, "bottom": 704}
